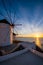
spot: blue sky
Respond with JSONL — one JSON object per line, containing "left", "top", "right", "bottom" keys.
{"left": 0, "top": 0, "right": 43, "bottom": 34}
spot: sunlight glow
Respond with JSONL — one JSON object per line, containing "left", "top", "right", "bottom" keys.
{"left": 34, "top": 33, "right": 43, "bottom": 38}
{"left": 35, "top": 35, "right": 42, "bottom": 49}
{"left": 35, "top": 34, "right": 39, "bottom": 38}
{"left": 16, "top": 33, "right": 43, "bottom": 38}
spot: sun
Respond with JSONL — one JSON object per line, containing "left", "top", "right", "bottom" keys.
{"left": 35, "top": 34, "right": 40, "bottom": 38}
{"left": 33, "top": 33, "right": 43, "bottom": 38}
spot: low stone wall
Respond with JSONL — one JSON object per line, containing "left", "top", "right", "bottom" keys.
{"left": 29, "top": 48, "right": 43, "bottom": 58}
{"left": 0, "top": 48, "right": 28, "bottom": 62}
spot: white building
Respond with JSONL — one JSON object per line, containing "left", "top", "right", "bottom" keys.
{"left": 0, "top": 19, "right": 14, "bottom": 46}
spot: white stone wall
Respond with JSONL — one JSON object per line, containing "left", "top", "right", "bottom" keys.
{"left": 10, "top": 26, "right": 14, "bottom": 44}
{"left": 0, "top": 23, "right": 10, "bottom": 46}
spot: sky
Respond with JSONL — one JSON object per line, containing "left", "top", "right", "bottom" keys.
{"left": 0, "top": 0, "right": 43, "bottom": 35}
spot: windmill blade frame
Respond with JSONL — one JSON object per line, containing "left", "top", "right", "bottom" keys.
{"left": 1, "top": 0, "right": 12, "bottom": 24}
{"left": 0, "top": 0, "right": 22, "bottom": 36}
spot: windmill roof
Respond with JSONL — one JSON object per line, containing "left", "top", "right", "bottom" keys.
{"left": 0, "top": 19, "right": 14, "bottom": 26}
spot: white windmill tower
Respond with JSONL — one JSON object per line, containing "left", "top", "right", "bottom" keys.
{"left": 0, "top": 0, "right": 22, "bottom": 46}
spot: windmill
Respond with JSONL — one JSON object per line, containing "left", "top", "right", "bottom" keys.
{"left": 0, "top": 0, "right": 22, "bottom": 34}
{"left": 0, "top": 0, "right": 22, "bottom": 46}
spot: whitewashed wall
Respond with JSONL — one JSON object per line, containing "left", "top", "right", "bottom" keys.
{"left": 0, "top": 23, "right": 10, "bottom": 46}
{"left": 10, "top": 26, "right": 14, "bottom": 44}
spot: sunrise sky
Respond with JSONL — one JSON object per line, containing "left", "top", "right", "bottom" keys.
{"left": 16, "top": 33, "right": 43, "bottom": 37}
{"left": 0, "top": 0, "right": 43, "bottom": 36}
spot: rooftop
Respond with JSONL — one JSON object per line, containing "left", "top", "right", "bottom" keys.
{"left": 0, "top": 19, "right": 14, "bottom": 26}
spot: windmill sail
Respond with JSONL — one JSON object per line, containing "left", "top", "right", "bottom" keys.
{"left": 1, "top": 0, "right": 12, "bottom": 24}
{"left": 0, "top": 0, "right": 22, "bottom": 35}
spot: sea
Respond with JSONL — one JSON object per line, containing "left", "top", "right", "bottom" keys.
{"left": 15, "top": 37, "right": 43, "bottom": 50}
{"left": 15, "top": 37, "right": 43, "bottom": 43}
